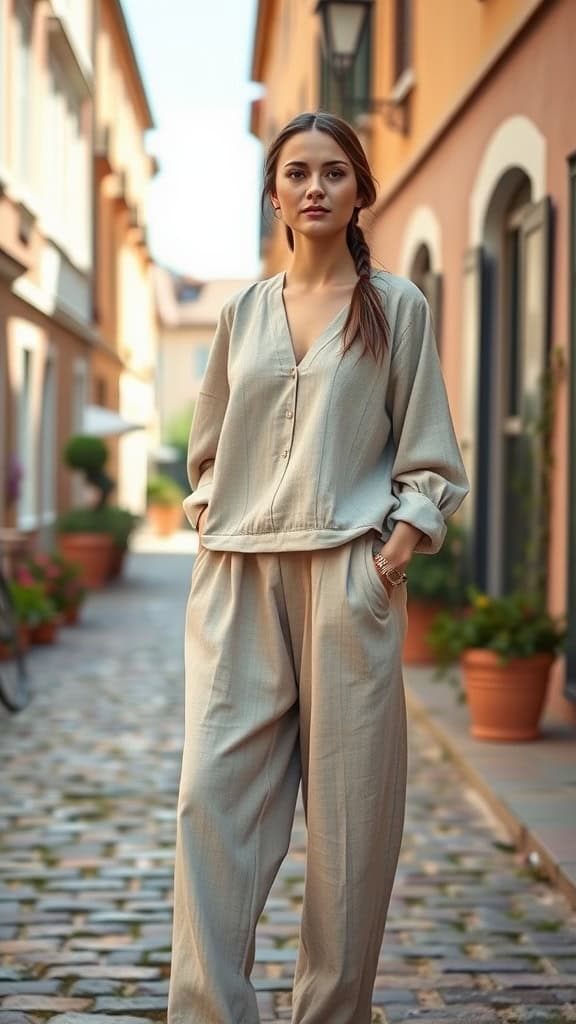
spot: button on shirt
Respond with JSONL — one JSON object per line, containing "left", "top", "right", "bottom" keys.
{"left": 183, "top": 270, "right": 470, "bottom": 554}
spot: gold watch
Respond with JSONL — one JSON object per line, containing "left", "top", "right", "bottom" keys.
{"left": 373, "top": 553, "right": 408, "bottom": 586}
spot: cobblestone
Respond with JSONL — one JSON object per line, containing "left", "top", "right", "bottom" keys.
{"left": 1, "top": 542, "right": 576, "bottom": 1023}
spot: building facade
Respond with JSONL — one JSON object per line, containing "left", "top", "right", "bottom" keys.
{"left": 92, "top": 0, "right": 157, "bottom": 514}
{"left": 0, "top": 0, "right": 158, "bottom": 538}
{"left": 0, "top": 0, "right": 95, "bottom": 536}
{"left": 155, "top": 269, "right": 250, "bottom": 452}
{"left": 250, "top": 0, "right": 576, "bottom": 721}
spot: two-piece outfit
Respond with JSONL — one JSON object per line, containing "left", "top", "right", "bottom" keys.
{"left": 167, "top": 270, "right": 470, "bottom": 1024}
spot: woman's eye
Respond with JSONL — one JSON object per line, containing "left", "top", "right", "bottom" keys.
{"left": 287, "top": 170, "right": 303, "bottom": 179}
{"left": 327, "top": 170, "right": 345, "bottom": 179}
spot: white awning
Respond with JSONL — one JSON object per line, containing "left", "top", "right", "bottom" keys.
{"left": 82, "top": 404, "right": 145, "bottom": 437}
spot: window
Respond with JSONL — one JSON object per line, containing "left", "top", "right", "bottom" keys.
{"left": 17, "top": 345, "right": 36, "bottom": 528}
{"left": 13, "top": 0, "right": 32, "bottom": 184}
{"left": 44, "top": 50, "right": 86, "bottom": 258}
{"left": 319, "top": 9, "right": 372, "bottom": 122}
{"left": 394, "top": 0, "right": 412, "bottom": 81}
{"left": 40, "top": 354, "right": 56, "bottom": 523}
{"left": 94, "top": 376, "right": 108, "bottom": 407}
{"left": 71, "top": 358, "right": 87, "bottom": 504}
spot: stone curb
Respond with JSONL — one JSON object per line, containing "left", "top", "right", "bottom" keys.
{"left": 404, "top": 684, "right": 576, "bottom": 910}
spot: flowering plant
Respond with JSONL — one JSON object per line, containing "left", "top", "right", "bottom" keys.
{"left": 427, "top": 587, "right": 567, "bottom": 669}
{"left": 15, "top": 552, "right": 86, "bottom": 612}
{"left": 8, "top": 580, "right": 56, "bottom": 627}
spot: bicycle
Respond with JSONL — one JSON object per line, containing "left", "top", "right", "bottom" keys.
{"left": 0, "top": 563, "right": 30, "bottom": 714}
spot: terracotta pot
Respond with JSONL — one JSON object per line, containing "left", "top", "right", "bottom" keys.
{"left": 107, "top": 545, "right": 126, "bottom": 579}
{"left": 59, "top": 533, "right": 114, "bottom": 589}
{"left": 30, "top": 619, "right": 59, "bottom": 645}
{"left": 403, "top": 599, "right": 444, "bottom": 664}
{"left": 147, "top": 503, "right": 183, "bottom": 537}
{"left": 461, "top": 649, "right": 554, "bottom": 741}
{"left": 0, "top": 625, "right": 29, "bottom": 660}
{"left": 62, "top": 603, "right": 82, "bottom": 626}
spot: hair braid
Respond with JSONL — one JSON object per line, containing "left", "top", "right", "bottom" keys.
{"left": 341, "top": 212, "right": 389, "bottom": 364}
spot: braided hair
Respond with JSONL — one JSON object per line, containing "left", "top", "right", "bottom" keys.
{"left": 262, "top": 111, "right": 389, "bottom": 364}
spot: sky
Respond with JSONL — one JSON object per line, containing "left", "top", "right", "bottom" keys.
{"left": 121, "top": 0, "right": 264, "bottom": 281}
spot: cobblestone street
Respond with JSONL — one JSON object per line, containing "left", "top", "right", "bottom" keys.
{"left": 1, "top": 537, "right": 576, "bottom": 1024}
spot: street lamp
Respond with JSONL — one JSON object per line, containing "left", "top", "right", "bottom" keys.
{"left": 315, "top": 0, "right": 372, "bottom": 78}
{"left": 315, "top": 0, "right": 408, "bottom": 133}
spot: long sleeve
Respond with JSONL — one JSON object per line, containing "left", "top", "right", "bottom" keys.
{"left": 384, "top": 290, "right": 469, "bottom": 554}
{"left": 182, "top": 300, "right": 233, "bottom": 530}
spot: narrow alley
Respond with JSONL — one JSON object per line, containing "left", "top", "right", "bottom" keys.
{"left": 1, "top": 536, "right": 575, "bottom": 1024}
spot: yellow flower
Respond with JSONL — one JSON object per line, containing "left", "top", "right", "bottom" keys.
{"left": 475, "top": 594, "right": 491, "bottom": 609}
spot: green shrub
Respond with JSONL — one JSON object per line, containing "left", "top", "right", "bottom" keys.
{"left": 428, "top": 587, "right": 567, "bottom": 670}
{"left": 146, "top": 474, "right": 184, "bottom": 507}
{"left": 63, "top": 435, "right": 108, "bottom": 474}
{"left": 407, "top": 521, "right": 469, "bottom": 607}
{"left": 102, "top": 506, "right": 141, "bottom": 549}
{"left": 56, "top": 505, "right": 139, "bottom": 549}
{"left": 9, "top": 580, "right": 56, "bottom": 626}
{"left": 165, "top": 403, "right": 195, "bottom": 458}
{"left": 56, "top": 507, "right": 113, "bottom": 534}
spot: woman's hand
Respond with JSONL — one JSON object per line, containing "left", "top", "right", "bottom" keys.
{"left": 374, "top": 521, "right": 423, "bottom": 597}
{"left": 196, "top": 506, "right": 208, "bottom": 547}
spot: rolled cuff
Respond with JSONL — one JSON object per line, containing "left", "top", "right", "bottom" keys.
{"left": 387, "top": 490, "right": 447, "bottom": 555}
{"left": 182, "top": 487, "right": 212, "bottom": 530}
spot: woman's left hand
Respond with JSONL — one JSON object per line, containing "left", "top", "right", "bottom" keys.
{"left": 373, "top": 521, "right": 423, "bottom": 597}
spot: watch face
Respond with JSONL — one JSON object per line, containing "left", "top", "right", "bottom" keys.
{"left": 386, "top": 567, "right": 403, "bottom": 584}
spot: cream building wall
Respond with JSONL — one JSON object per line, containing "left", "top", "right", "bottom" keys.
{"left": 93, "top": 0, "right": 158, "bottom": 515}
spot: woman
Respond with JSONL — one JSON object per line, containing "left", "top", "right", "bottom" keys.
{"left": 168, "top": 111, "right": 469, "bottom": 1024}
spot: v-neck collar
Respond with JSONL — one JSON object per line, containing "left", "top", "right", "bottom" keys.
{"left": 274, "top": 271, "right": 352, "bottom": 372}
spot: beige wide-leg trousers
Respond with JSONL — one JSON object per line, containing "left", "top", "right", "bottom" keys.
{"left": 168, "top": 530, "right": 408, "bottom": 1024}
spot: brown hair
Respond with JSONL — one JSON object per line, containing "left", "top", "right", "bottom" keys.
{"left": 262, "top": 111, "right": 389, "bottom": 363}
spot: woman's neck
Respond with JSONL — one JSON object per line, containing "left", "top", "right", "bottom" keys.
{"left": 286, "top": 236, "right": 358, "bottom": 289}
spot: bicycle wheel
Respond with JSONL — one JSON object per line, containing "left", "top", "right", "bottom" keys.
{"left": 0, "top": 573, "right": 30, "bottom": 713}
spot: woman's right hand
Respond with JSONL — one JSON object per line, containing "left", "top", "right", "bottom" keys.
{"left": 197, "top": 506, "right": 208, "bottom": 546}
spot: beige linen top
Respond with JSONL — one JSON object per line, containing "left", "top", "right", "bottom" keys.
{"left": 183, "top": 269, "right": 469, "bottom": 555}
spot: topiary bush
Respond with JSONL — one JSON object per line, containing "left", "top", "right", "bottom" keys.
{"left": 63, "top": 434, "right": 115, "bottom": 508}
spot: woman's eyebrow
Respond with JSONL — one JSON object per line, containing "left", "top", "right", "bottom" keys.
{"left": 282, "top": 159, "right": 349, "bottom": 168}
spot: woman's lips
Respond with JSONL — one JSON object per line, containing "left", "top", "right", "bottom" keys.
{"left": 302, "top": 209, "right": 329, "bottom": 217}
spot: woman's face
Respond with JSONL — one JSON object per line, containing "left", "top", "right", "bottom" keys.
{"left": 272, "top": 128, "right": 361, "bottom": 241}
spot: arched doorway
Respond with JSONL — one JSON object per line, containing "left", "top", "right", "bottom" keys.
{"left": 474, "top": 169, "right": 551, "bottom": 595}
{"left": 409, "top": 242, "right": 442, "bottom": 348}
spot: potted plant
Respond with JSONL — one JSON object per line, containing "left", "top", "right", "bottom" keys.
{"left": 20, "top": 551, "right": 87, "bottom": 626}
{"left": 8, "top": 578, "right": 59, "bottom": 646}
{"left": 103, "top": 505, "right": 140, "bottom": 578}
{"left": 56, "top": 506, "right": 116, "bottom": 588}
{"left": 57, "top": 435, "right": 138, "bottom": 586}
{"left": 146, "top": 474, "right": 185, "bottom": 536}
{"left": 427, "top": 588, "right": 566, "bottom": 741}
{"left": 404, "top": 521, "right": 469, "bottom": 664}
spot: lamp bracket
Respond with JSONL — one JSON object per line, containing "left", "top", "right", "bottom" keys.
{"left": 344, "top": 96, "right": 409, "bottom": 134}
